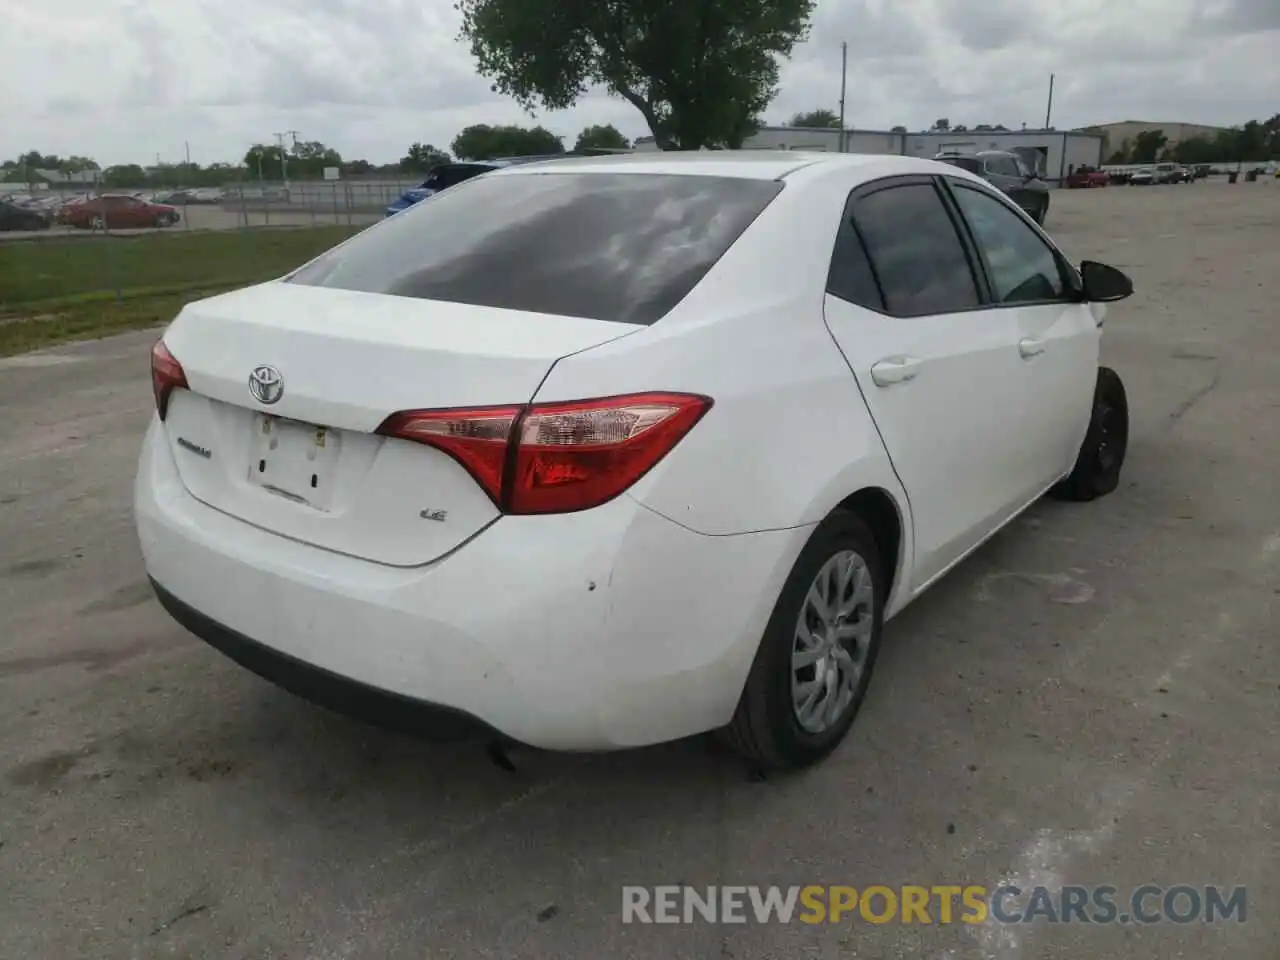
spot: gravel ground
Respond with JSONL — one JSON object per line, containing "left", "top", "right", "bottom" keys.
{"left": 1, "top": 179, "right": 1277, "bottom": 959}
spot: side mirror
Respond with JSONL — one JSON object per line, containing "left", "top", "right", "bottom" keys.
{"left": 1079, "top": 260, "right": 1133, "bottom": 303}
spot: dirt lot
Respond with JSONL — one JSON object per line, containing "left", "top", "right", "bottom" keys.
{"left": 1, "top": 181, "right": 1277, "bottom": 959}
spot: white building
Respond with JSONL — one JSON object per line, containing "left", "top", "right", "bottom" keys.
{"left": 632, "top": 126, "right": 1105, "bottom": 184}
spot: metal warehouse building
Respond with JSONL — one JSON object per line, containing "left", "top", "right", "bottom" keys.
{"left": 633, "top": 126, "right": 1104, "bottom": 184}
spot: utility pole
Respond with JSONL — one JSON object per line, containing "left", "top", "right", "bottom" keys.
{"left": 838, "top": 41, "right": 848, "bottom": 153}
{"left": 273, "top": 130, "right": 299, "bottom": 186}
{"left": 1044, "top": 74, "right": 1055, "bottom": 129}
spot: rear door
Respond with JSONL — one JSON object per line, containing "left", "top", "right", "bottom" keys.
{"left": 822, "top": 176, "right": 1030, "bottom": 590}
{"left": 943, "top": 180, "right": 1099, "bottom": 486}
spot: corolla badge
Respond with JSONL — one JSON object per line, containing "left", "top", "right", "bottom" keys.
{"left": 248, "top": 365, "right": 284, "bottom": 405}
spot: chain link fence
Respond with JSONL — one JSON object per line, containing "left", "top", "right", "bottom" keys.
{"left": 0, "top": 177, "right": 425, "bottom": 354}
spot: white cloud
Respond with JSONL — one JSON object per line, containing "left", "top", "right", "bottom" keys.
{"left": 0, "top": 0, "right": 1276, "bottom": 166}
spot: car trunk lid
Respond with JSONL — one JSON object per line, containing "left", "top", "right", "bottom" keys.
{"left": 159, "top": 281, "right": 638, "bottom": 567}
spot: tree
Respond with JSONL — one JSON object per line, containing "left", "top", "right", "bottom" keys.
{"left": 345, "top": 159, "right": 374, "bottom": 175}
{"left": 1105, "top": 148, "right": 1128, "bottom": 166}
{"left": 1170, "top": 136, "right": 1219, "bottom": 166}
{"left": 890, "top": 125, "right": 907, "bottom": 133}
{"left": 289, "top": 141, "right": 343, "bottom": 177}
{"left": 789, "top": 109, "right": 840, "bottom": 129}
{"left": 953, "top": 124, "right": 969, "bottom": 132}
{"left": 457, "top": 0, "right": 815, "bottom": 150}
{"left": 1235, "top": 120, "right": 1266, "bottom": 164}
{"left": 931, "top": 118, "right": 950, "bottom": 132}
{"left": 1129, "top": 129, "right": 1167, "bottom": 164}
{"left": 451, "top": 124, "right": 565, "bottom": 160}
{"left": 400, "top": 142, "right": 452, "bottom": 172}
{"left": 244, "top": 144, "right": 285, "bottom": 180}
{"left": 101, "top": 164, "right": 148, "bottom": 188}
{"left": 574, "top": 124, "right": 630, "bottom": 151}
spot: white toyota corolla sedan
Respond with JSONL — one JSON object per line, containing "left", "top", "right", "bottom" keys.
{"left": 136, "top": 152, "right": 1133, "bottom": 770}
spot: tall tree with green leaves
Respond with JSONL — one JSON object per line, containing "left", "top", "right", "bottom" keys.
{"left": 457, "top": 0, "right": 815, "bottom": 150}
{"left": 400, "top": 143, "right": 452, "bottom": 172}
{"left": 1129, "top": 129, "right": 1168, "bottom": 164}
{"left": 451, "top": 124, "right": 565, "bottom": 160}
{"left": 574, "top": 124, "right": 630, "bottom": 151}
{"left": 789, "top": 109, "right": 840, "bottom": 128}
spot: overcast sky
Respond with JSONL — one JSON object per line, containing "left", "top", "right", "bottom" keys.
{"left": 2, "top": 0, "right": 1276, "bottom": 166}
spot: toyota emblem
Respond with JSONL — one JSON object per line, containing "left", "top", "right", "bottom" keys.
{"left": 248, "top": 365, "right": 284, "bottom": 405}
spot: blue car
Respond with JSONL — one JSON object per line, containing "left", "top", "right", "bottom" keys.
{"left": 384, "top": 156, "right": 567, "bottom": 218}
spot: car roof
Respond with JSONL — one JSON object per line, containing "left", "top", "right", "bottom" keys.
{"left": 491, "top": 150, "right": 948, "bottom": 181}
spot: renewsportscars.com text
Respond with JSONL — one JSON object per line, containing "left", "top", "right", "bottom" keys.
{"left": 621, "top": 884, "right": 1247, "bottom": 925}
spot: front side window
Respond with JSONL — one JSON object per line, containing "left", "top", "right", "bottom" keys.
{"left": 289, "top": 172, "right": 781, "bottom": 326}
{"left": 851, "top": 182, "right": 980, "bottom": 316}
{"left": 951, "top": 184, "right": 1068, "bottom": 304}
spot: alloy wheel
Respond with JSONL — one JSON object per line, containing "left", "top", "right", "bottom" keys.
{"left": 790, "top": 550, "right": 875, "bottom": 734}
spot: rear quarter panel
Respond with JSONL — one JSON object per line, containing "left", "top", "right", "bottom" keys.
{"left": 529, "top": 172, "right": 910, "bottom": 543}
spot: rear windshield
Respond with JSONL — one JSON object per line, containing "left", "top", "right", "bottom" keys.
{"left": 288, "top": 172, "right": 783, "bottom": 326}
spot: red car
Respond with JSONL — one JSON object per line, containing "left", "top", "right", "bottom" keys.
{"left": 1065, "top": 167, "right": 1110, "bottom": 189}
{"left": 59, "top": 194, "right": 180, "bottom": 229}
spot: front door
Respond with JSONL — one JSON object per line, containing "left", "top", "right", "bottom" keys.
{"left": 944, "top": 180, "right": 1100, "bottom": 489}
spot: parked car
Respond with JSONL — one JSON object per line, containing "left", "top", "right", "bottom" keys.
{"left": 384, "top": 157, "right": 559, "bottom": 217}
{"left": 138, "top": 152, "right": 1134, "bottom": 770}
{"left": 0, "top": 199, "right": 51, "bottom": 231}
{"left": 59, "top": 194, "right": 180, "bottom": 229}
{"left": 160, "top": 188, "right": 224, "bottom": 205}
{"left": 381, "top": 154, "right": 601, "bottom": 218}
{"left": 933, "top": 150, "right": 1050, "bottom": 224}
{"left": 1150, "top": 163, "right": 1187, "bottom": 185}
{"left": 1065, "top": 166, "right": 1110, "bottom": 188}
{"left": 1128, "top": 169, "right": 1155, "bottom": 186}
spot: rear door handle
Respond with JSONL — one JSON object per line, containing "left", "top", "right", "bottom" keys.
{"left": 869, "top": 356, "right": 921, "bottom": 387}
{"left": 1018, "top": 337, "right": 1046, "bottom": 358}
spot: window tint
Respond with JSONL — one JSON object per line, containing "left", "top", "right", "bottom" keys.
{"left": 289, "top": 173, "right": 781, "bottom": 326}
{"left": 826, "top": 218, "right": 883, "bottom": 310}
{"left": 951, "top": 185, "right": 1068, "bottom": 304}
{"left": 851, "top": 183, "right": 979, "bottom": 316}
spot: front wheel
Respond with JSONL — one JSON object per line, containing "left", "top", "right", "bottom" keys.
{"left": 1049, "top": 366, "right": 1129, "bottom": 502}
{"left": 720, "top": 510, "right": 884, "bottom": 771}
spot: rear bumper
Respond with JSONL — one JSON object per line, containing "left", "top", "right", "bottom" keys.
{"left": 135, "top": 418, "right": 808, "bottom": 750}
{"left": 151, "top": 579, "right": 497, "bottom": 742}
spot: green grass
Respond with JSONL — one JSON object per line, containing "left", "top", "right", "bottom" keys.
{"left": 0, "top": 226, "right": 362, "bottom": 356}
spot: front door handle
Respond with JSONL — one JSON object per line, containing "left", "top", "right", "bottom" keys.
{"left": 1018, "top": 337, "right": 1046, "bottom": 358}
{"left": 870, "top": 356, "right": 921, "bottom": 387}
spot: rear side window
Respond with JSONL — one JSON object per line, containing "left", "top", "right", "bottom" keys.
{"left": 290, "top": 173, "right": 782, "bottom": 326}
{"left": 827, "top": 218, "right": 883, "bottom": 311}
{"left": 851, "top": 183, "right": 980, "bottom": 316}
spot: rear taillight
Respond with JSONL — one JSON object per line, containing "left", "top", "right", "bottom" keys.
{"left": 151, "top": 340, "right": 188, "bottom": 420}
{"left": 377, "top": 392, "right": 712, "bottom": 514}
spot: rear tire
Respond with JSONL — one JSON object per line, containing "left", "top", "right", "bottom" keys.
{"left": 720, "top": 510, "right": 884, "bottom": 771}
{"left": 1049, "top": 366, "right": 1129, "bottom": 502}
